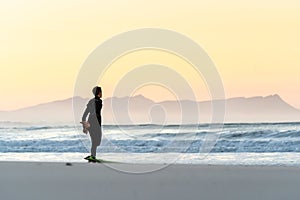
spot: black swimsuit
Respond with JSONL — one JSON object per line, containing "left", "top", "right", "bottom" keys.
{"left": 82, "top": 96, "right": 103, "bottom": 146}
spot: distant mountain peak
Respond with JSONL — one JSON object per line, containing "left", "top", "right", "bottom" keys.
{"left": 265, "top": 94, "right": 281, "bottom": 100}
{"left": 229, "top": 94, "right": 282, "bottom": 101}
{"left": 133, "top": 94, "right": 148, "bottom": 99}
{"left": 1, "top": 94, "right": 299, "bottom": 123}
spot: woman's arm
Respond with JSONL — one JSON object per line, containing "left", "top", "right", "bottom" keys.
{"left": 82, "top": 107, "right": 89, "bottom": 122}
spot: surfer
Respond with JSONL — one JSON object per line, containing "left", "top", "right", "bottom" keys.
{"left": 81, "top": 86, "right": 103, "bottom": 162}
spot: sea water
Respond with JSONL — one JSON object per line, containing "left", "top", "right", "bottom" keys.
{"left": 0, "top": 122, "right": 300, "bottom": 166}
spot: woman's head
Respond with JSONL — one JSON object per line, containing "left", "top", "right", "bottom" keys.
{"left": 92, "top": 86, "right": 102, "bottom": 97}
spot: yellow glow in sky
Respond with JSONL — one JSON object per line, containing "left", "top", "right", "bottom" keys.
{"left": 0, "top": 0, "right": 300, "bottom": 110}
{"left": 99, "top": 49, "right": 209, "bottom": 102}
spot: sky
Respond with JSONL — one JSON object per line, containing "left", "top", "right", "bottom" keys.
{"left": 0, "top": 0, "right": 300, "bottom": 110}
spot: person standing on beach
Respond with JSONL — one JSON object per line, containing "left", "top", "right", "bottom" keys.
{"left": 81, "top": 86, "right": 103, "bottom": 161}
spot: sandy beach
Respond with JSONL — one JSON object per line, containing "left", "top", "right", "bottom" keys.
{"left": 1, "top": 162, "right": 300, "bottom": 200}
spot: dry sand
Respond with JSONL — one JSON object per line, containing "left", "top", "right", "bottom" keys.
{"left": 1, "top": 162, "right": 300, "bottom": 200}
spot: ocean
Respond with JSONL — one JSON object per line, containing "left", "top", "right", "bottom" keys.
{"left": 1, "top": 122, "right": 300, "bottom": 166}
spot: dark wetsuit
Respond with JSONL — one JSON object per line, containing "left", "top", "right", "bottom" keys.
{"left": 82, "top": 96, "right": 102, "bottom": 156}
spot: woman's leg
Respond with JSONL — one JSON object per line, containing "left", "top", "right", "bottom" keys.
{"left": 91, "top": 141, "right": 97, "bottom": 157}
{"left": 89, "top": 125, "right": 102, "bottom": 157}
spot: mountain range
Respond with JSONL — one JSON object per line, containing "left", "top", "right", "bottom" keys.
{"left": 0, "top": 94, "right": 299, "bottom": 124}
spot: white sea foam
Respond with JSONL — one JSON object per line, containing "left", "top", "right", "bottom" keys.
{"left": 0, "top": 122, "right": 300, "bottom": 165}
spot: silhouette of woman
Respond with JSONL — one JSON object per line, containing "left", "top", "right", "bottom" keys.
{"left": 81, "top": 86, "right": 102, "bottom": 161}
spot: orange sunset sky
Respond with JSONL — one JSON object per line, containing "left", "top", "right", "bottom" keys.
{"left": 0, "top": 0, "right": 300, "bottom": 110}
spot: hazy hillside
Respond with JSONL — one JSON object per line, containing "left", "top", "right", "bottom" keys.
{"left": 0, "top": 94, "right": 299, "bottom": 124}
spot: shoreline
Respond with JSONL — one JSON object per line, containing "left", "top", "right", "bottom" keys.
{"left": 1, "top": 152, "right": 300, "bottom": 167}
{"left": 1, "top": 161, "right": 300, "bottom": 200}
{"left": 1, "top": 160, "right": 300, "bottom": 167}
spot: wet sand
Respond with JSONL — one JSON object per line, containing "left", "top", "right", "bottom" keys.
{"left": 1, "top": 162, "right": 300, "bottom": 200}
